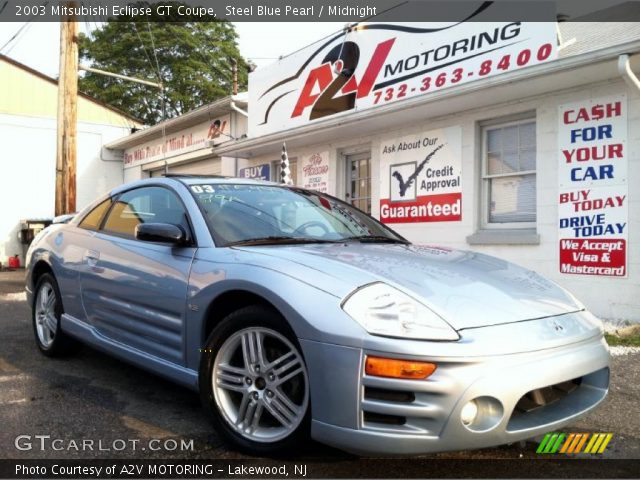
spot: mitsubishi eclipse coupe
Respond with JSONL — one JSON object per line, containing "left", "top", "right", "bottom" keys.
{"left": 26, "top": 176, "right": 609, "bottom": 455}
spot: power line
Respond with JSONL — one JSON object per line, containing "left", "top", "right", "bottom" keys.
{"left": 0, "top": 22, "right": 31, "bottom": 53}
{"left": 131, "top": 21, "right": 160, "bottom": 83}
{"left": 3, "top": 22, "right": 35, "bottom": 56}
{"left": 145, "top": 21, "right": 162, "bottom": 80}
{"left": 80, "top": 0, "right": 93, "bottom": 43}
{"left": 141, "top": 18, "right": 168, "bottom": 170}
{"left": 79, "top": 1, "right": 101, "bottom": 40}
{"left": 0, "top": 1, "right": 50, "bottom": 54}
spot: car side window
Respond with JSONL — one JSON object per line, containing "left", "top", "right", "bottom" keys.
{"left": 78, "top": 198, "right": 112, "bottom": 231}
{"left": 102, "top": 187, "right": 192, "bottom": 240}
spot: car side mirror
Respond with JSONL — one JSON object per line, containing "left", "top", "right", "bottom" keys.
{"left": 135, "top": 223, "right": 187, "bottom": 245}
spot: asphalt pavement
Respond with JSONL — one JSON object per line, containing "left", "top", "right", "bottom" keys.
{"left": 1, "top": 269, "right": 638, "bottom": 477}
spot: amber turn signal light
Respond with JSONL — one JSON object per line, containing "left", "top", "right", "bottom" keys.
{"left": 365, "top": 356, "right": 437, "bottom": 380}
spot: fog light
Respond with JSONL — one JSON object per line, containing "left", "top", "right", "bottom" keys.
{"left": 460, "top": 400, "right": 478, "bottom": 426}
{"left": 461, "top": 396, "right": 504, "bottom": 432}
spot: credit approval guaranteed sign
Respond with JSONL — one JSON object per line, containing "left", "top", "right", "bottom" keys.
{"left": 249, "top": 15, "right": 556, "bottom": 136}
{"left": 558, "top": 95, "right": 628, "bottom": 277}
{"left": 379, "top": 126, "right": 462, "bottom": 224}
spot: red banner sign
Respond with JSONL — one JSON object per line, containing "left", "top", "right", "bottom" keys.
{"left": 559, "top": 238, "right": 626, "bottom": 276}
{"left": 380, "top": 192, "right": 461, "bottom": 224}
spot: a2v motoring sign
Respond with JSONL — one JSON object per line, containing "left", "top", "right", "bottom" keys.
{"left": 249, "top": 17, "right": 556, "bottom": 136}
{"left": 558, "top": 95, "right": 628, "bottom": 277}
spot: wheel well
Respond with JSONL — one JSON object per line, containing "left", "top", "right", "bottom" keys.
{"left": 32, "top": 260, "right": 53, "bottom": 287}
{"left": 202, "top": 290, "right": 283, "bottom": 345}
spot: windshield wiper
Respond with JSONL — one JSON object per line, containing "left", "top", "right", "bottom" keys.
{"left": 343, "top": 235, "right": 409, "bottom": 244}
{"left": 227, "top": 236, "right": 339, "bottom": 246}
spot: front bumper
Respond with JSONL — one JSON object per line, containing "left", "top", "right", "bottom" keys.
{"left": 302, "top": 334, "right": 609, "bottom": 455}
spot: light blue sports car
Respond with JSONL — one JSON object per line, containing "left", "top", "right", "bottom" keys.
{"left": 26, "top": 176, "right": 609, "bottom": 455}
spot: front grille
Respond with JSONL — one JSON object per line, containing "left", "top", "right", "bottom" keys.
{"left": 507, "top": 367, "right": 609, "bottom": 432}
{"left": 364, "top": 387, "right": 415, "bottom": 403}
{"left": 514, "top": 378, "right": 582, "bottom": 413}
{"left": 360, "top": 368, "right": 455, "bottom": 434}
{"left": 363, "top": 411, "right": 406, "bottom": 426}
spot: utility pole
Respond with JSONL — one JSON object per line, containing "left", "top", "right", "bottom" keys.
{"left": 55, "top": 2, "right": 78, "bottom": 215}
{"left": 232, "top": 58, "right": 238, "bottom": 96}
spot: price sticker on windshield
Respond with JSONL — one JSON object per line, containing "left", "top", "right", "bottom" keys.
{"left": 191, "top": 185, "right": 215, "bottom": 193}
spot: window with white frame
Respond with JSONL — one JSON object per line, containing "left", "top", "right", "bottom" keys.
{"left": 482, "top": 118, "right": 536, "bottom": 228}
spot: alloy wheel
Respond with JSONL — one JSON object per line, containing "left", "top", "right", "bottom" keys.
{"left": 212, "top": 327, "right": 309, "bottom": 443}
{"left": 35, "top": 282, "right": 57, "bottom": 348}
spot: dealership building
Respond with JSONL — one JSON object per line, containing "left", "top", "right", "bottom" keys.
{"left": 106, "top": 21, "right": 640, "bottom": 322}
{"left": 223, "top": 22, "right": 639, "bottom": 322}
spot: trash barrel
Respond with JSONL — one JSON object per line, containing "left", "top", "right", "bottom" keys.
{"left": 18, "top": 218, "right": 53, "bottom": 264}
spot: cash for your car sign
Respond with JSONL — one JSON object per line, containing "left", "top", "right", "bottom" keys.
{"left": 249, "top": 14, "right": 556, "bottom": 137}
{"left": 558, "top": 95, "right": 628, "bottom": 277}
{"left": 302, "top": 151, "right": 329, "bottom": 193}
{"left": 380, "top": 127, "right": 462, "bottom": 223}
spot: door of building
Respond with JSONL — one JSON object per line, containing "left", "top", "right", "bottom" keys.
{"left": 345, "top": 152, "right": 371, "bottom": 214}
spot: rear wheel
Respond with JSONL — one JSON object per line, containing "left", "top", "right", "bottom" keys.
{"left": 32, "top": 273, "right": 79, "bottom": 356}
{"left": 200, "top": 306, "right": 310, "bottom": 455}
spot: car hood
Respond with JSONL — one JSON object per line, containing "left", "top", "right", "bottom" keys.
{"left": 234, "top": 243, "right": 583, "bottom": 330}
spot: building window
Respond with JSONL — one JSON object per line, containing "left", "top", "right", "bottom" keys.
{"left": 346, "top": 152, "right": 371, "bottom": 214}
{"left": 272, "top": 158, "right": 298, "bottom": 185}
{"left": 482, "top": 118, "right": 536, "bottom": 228}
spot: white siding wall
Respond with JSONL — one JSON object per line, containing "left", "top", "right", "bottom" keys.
{"left": 238, "top": 79, "right": 639, "bottom": 321}
{"left": 124, "top": 164, "right": 144, "bottom": 182}
{"left": 0, "top": 114, "right": 130, "bottom": 264}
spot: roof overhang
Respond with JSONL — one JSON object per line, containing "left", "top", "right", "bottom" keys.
{"left": 106, "top": 94, "right": 247, "bottom": 150}
{"left": 215, "top": 42, "right": 640, "bottom": 159}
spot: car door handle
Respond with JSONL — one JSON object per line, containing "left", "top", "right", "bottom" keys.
{"left": 84, "top": 250, "right": 100, "bottom": 267}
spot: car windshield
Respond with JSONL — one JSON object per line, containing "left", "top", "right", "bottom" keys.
{"left": 189, "top": 183, "right": 409, "bottom": 247}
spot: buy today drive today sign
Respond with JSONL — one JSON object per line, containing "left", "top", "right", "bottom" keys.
{"left": 558, "top": 95, "right": 628, "bottom": 277}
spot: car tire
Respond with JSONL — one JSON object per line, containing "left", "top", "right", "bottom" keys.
{"left": 199, "top": 305, "right": 310, "bottom": 456}
{"left": 32, "top": 273, "right": 80, "bottom": 357}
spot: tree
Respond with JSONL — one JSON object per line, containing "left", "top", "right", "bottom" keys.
{"left": 78, "top": 2, "right": 248, "bottom": 125}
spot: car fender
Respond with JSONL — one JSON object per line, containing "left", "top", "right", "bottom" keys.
{"left": 26, "top": 224, "right": 90, "bottom": 321}
{"left": 185, "top": 257, "right": 368, "bottom": 371}
{"left": 25, "top": 226, "right": 65, "bottom": 303}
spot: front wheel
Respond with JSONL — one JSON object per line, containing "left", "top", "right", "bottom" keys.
{"left": 199, "top": 306, "right": 310, "bottom": 455}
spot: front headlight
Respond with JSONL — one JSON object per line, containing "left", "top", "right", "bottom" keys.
{"left": 341, "top": 282, "right": 459, "bottom": 341}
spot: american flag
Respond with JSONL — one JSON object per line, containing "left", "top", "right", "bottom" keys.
{"left": 280, "top": 142, "right": 293, "bottom": 185}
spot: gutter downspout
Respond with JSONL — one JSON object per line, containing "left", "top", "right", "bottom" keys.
{"left": 230, "top": 101, "right": 248, "bottom": 117}
{"left": 228, "top": 100, "right": 248, "bottom": 176}
{"left": 618, "top": 54, "right": 640, "bottom": 92}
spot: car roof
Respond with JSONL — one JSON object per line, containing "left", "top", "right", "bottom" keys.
{"left": 107, "top": 175, "right": 287, "bottom": 196}
{"left": 167, "top": 175, "right": 282, "bottom": 187}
